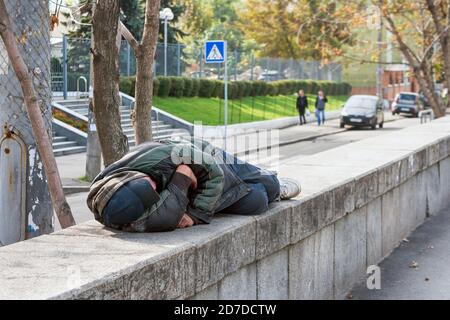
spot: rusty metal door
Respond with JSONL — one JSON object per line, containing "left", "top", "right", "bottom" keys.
{"left": 0, "top": 129, "right": 27, "bottom": 246}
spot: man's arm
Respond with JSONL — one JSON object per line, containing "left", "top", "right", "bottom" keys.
{"left": 124, "top": 166, "right": 195, "bottom": 232}
{"left": 185, "top": 148, "right": 224, "bottom": 224}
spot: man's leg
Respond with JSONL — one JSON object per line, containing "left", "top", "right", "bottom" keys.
{"left": 316, "top": 109, "right": 321, "bottom": 125}
{"left": 298, "top": 111, "right": 303, "bottom": 125}
{"left": 222, "top": 150, "right": 280, "bottom": 202}
{"left": 301, "top": 114, "right": 306, "bottom": 124}
{"left": 221, "top": 183, "right": 270, "bottom": 215}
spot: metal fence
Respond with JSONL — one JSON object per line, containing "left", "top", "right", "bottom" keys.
{"left": 0, "top": 0, "right": 53, "bottom": 244}
{"left": 50, "top": 36, "right": 342, "bottom": 97}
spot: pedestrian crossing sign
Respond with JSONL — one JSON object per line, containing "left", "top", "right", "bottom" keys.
{"left": 205, "top": 40, "right": 225, "bottom": 63}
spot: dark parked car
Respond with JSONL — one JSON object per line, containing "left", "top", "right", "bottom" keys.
{"left": 391, "top": 92, "right": 423, "bottom": 117}
{"left": 340, "top": 95, "right": 385, "bottom": 130}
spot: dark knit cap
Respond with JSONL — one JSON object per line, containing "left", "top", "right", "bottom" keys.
{"left": 102, "top": 178, "right": 160, "bottom": 226}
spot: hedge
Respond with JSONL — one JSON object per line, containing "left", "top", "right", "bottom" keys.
{"left": 198, "top": 78, "right": 217, "bottom": 98}
{"left": 157, "top": 76, "right": 172, "bottom": 97}
{"left": 169, "top": 77, "right": 185, "bottom": 98}
{"left": 153, "top": 77, "right": 160, "bottom": 96}
{"left": 119, "top": 76, "right": 135, "bottom": 96}
{"left": 183, "top": 78, "right": 194, "bottom": 97}
{"left": 119, "top": 76, "right": 352, "bottom": 99}
{"left": 191, "top": 78, "right": 201, "bottom": 97}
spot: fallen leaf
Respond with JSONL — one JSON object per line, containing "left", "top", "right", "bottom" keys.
{"left": 425, "top": 277, "right": 430, "bottom": 281}
{"left": 402, "top": 238, "right": 409, "bottom": 243}
{"left": 346, "top": 292, "right": 353, "bottom": 300}
{"left": 409, "top": 261, "right": 419, "bottom": 268}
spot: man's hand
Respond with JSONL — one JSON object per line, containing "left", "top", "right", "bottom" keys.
{"left": 176, "top": 164, "right": 197, "bottom": 189}
{"left": 177, "top": 213, "right": 195, "bottom": 229}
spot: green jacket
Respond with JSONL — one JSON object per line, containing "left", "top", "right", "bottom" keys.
{"left": 92, "top": 139, "right": 235, "bottom": 230}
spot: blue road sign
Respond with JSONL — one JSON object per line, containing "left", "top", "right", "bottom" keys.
{"left": 205, "top": 40, "right": 225, "bottom": 64}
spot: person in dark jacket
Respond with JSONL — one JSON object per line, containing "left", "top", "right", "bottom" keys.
{"left": 315, "top": 90, "right": 328, "bottom": 126}
{"left": 87, "top": 139, "right": 301, "bottom": 232}
{"left": 296, "top": 89, "right": 308, "bottom": 125}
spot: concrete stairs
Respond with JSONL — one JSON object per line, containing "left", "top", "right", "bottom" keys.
{"left": 52, "top": 132, "right": 87, "bottom": 156}
{"left": 53, "top": 99, "right": 186, "bottom": 155}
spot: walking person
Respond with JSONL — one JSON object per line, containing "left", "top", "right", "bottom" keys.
{"left": 315, "top": 90, "right": 328, "bottom": 126}
{"left": 296, "top": 89, "right": 308, "bottom": 125}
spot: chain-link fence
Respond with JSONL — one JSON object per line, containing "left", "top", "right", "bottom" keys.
{"left": 51, "top": 37, "right": 342, "bottom": 97}
{"left": 0, "top": 0, "right": 53, "bottom": 244}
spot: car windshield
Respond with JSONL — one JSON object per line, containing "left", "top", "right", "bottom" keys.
{"left": 399, "top": 94, "right": 416, "bottom": 101}
{"left": 345, "top": 97, "right": 377, "bottom": 110}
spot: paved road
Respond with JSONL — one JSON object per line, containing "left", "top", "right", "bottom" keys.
{"left": 58, "top": 115, "right": 420, "bottom": 230}
{"left": 350, "top": 205, "right": 450, "bottom": 300}
{"left": 255, "top": 117, "right": 419, "bottom": 169}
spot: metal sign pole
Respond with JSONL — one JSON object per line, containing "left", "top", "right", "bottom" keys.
{"left": 224, "top": 41, "right": 228, "bottom": 151}
{"left": 205, "top": 40, "right": 227, "bottom": 150}
{"left": 164, "top": 17, "right": 168, "bottom": 76}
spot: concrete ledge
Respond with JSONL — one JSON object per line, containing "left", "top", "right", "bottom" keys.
{"left": 1, "top": 117, "right": 450, "bottom": 299}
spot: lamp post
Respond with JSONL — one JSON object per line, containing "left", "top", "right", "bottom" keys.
{"left": 367, "top": 4, "right": 383, "bottom": 99}
{"left": 159, "top": 7, "right": 174, "bottom": 77}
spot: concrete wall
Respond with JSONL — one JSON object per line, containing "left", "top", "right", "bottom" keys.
{"left": 1, "top": 117, "right": 450, "bottom": 299}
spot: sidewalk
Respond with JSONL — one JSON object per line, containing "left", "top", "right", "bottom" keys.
{"left": 56, "top": 112, "right": 400, "bottom": 187}
{"left": 350, "top": 205, "right": 450, "bottom": 299}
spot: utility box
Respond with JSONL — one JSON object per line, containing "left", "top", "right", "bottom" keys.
{"left": 0, "top": 128, "right": 27, "bottom": 246}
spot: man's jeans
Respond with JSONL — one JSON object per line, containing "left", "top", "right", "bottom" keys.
{"left": 316, "top": 109, "right": 325, "bottom": 125}
{"left": 219, "top": 151, "right": 280, "bottom": 215}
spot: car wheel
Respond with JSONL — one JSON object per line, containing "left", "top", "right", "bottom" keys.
{"left": 379, "top": 122, "right": 383, "bottom": 128}
{"left": 340, "top": 122, "right": 345, "bottom": 128}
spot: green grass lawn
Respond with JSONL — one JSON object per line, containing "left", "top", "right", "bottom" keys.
{"left": 153, "top": 95, "right": 348, "bottom": 125}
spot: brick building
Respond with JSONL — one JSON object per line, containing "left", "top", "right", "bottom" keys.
{"left": 351, "top": 64, "right": 419, "bottom": 102}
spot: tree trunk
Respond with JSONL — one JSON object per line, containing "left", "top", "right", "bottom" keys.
{"left": 415, "top": 66, "right": 446, "bottom": 117}
{"left": 92, "top": 0, "right": 128, "bottom": 166}
{"left": 383, "top": 13, "right": 446, "bottom": 118}
{"left": 424, "top": 0, "right": 450, "bottom": 113}
{"left": 0, "top": 0, "right": 75, "bottom": 229}
{"left": 133, "top": 0, "right": 161, "bottom": 144}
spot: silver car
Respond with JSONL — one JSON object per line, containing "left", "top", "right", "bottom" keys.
{"left": 391, "top": 92, "right": 423, "bottom": 117}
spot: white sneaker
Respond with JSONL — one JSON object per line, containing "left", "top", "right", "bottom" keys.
{"left": 279, "top": 178, "right": 301, "bottom": 200}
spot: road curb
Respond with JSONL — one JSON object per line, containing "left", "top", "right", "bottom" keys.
{"left": 63, "top": 185, "right": 90, "bottom": 195}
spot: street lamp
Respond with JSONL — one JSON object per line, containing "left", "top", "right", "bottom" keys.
{"left": 159, "top": 7, "right": 174, "bottom": 77}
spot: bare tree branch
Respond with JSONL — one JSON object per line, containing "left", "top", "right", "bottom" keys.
{"left": 79, "top": 0, "right": 92, "bottom": 15}
{"left": 119, "top": 21, "right": 140, "bottom": 54}
{"left": 420, "top": 24, "right": 450, "bottom": 61}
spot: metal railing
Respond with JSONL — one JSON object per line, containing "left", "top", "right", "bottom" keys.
{"left": 76, "top": 76, "right": 88, "bottom": 99}
{"left": 419, "top": 109, "right": 434, "bottom": 123}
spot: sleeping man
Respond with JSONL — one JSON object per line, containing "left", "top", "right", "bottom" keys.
{"left": 87, "top": 139, "right": 300, "bottom": 232}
